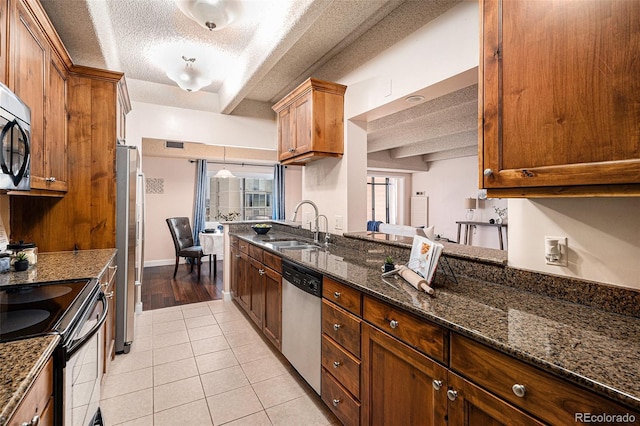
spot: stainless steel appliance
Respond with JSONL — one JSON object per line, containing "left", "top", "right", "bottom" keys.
{"left": 115, "top": 144, "right": 140, "bottom": 353}
{"left": 0, "top": 82, "right": 30, "bottom": 191}
{"left": 0, "top": 278, "right": 107, "bottom": 425}
{"left": 281, "top": 260, "right": 323, "bottom": 394}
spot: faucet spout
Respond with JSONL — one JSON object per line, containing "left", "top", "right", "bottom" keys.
{"left": 316, "top": 214, "right": 330, "bottom": 246}
{"left": 291, "top": 200, "right": 319, "bottom": 243}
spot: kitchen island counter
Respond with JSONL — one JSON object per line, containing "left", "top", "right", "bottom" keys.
{"left": 232, "top": 228, "right": 640, "bottom": 412}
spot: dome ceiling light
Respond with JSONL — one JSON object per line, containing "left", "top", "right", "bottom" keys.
{"left": 175, "top": 0, "right": 238, "bottom": 31}
{"left": 166, "top": 56, "right": 213, "bottom": 92}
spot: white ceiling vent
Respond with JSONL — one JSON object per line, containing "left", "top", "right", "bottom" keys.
{"left": 165, "top": 140, "right": 184, "bottom": 149}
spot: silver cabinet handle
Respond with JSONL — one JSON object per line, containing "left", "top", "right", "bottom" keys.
{"left": 105, "top": 291, "right": 114, "bottom": 299}
{"left": 258, "top": 269, "right": 265, "bottom": 276}
{"left": 235, "top": 254, "right": 241, "bottom": 258}
{"left": 432, "top": 380, "right": 443, "bottom": 391}
{"left": 333, "top": 291, "right": 341, "bottom": 299}
{"left": 447, "top": 389, "right": 458, "bottom": 401}
{"left": 108, "top": 265, "right": 117, "bottom": 270}
{"left": 45, "top": 177, "right": 56, "bottom": 182}
{"left": 332, "top": 398, "right": 340, "bottom": 407}
{"left": 21, "top": 414, "right": 40, "bottom": 426}
{"left": 333, "top": 361, "right": 341, "bottom": 368}
{"left": 288, "top": 147, "right": 295, "bottom": 153}
{"left": 512, "top": 383, "right": 526, "bottom": 398}
{"left": 333, "top": 323, "right": 341, "bottom": 331}
{"left": 483, "top": 168, "right": 493, "bottom": 176}
{"left": 389, "top": 320, "right": 399, "bottom": 329}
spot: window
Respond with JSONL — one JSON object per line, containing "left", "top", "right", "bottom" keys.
{"left": 206, "top": 173, "right": 274, "bottom": 222}
{"left": 367, "top": 175, "right": 400, "bottom": 224}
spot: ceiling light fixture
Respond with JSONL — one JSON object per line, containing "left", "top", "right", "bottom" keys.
{"left": 166, "top": 56, "right": 212, "bottom": 92}
{"left": 405, "top": 95, "right": 425, "bottom": 103}
{"left": 175, "top": 0, "right": 237, "bottom": 31}
{"left": 214, "top": 147, "right": 235, "bottom": 178}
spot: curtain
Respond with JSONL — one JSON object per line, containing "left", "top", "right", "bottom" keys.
{"left": 272, "top": 164, "right": 286, "bottom": 220}
{"left": 192, "top": 159, "right": 207, "bottom": 245}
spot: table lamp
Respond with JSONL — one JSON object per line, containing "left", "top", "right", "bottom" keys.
{"left": 464, "top": 197, "right": 477, "bottom": 220}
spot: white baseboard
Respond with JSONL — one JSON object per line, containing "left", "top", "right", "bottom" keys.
{"left": 222, "top": 291, "right": 232, "bottom": 301}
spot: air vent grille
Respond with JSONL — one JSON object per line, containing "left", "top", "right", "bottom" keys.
{"left": 165, "top": 140, "right": 184, "bottom": 149}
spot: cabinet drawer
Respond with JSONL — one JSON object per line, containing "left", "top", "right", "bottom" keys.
{"left": 9, "top": 357, "right": 53, "bottom": 425}
{"left": 363, "top": 295, "right": 447, "bottom": 363}
{"left": 322, "top": 300, "right": 361, "bottom": 357}
{"left": 322, "top": 334, "right": 360, "bottom": 399}
{"left": 263, "top": 250, "right": 281, "bottom": 272}
{"left": 450, "top": 333, "right": 639, "bottom": 425}
{"left": 248, "top": 244, "right": 263, "bottom": 262}
{"left": 323, "top": 277, "right": 361, "bottom": 316}
{"left": 238, "top": 240, "right": 249, "bottom": 254}
{"left": 230, "top": 236, "right": 239, "bottom": 249}
{"left": 322, "top": 367, "right": 360, "bottom": 426}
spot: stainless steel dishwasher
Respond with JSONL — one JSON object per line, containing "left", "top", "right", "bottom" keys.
{"left": 281, "top": 259, "right": 323, "bottom": 395}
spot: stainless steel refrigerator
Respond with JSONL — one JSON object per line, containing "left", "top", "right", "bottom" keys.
{"left": 116, "top": 144, "right": 140, "bottom": 353}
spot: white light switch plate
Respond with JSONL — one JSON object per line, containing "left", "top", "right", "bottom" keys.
{"left": 335, "top": 215, "right": 343, "bottom": 230}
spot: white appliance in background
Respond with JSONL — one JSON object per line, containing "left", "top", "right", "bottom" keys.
{"left": 116, "top": 144, "right": 140, "bottom": 353}
{"left": 411, "top": 195, "right": 428, "bottom": 227}
{"left": 135, "top": 172, "right": 145, "bottom": 314}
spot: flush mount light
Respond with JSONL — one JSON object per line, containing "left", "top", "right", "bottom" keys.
{"left": 166, "top": 56, "right": 212, "bottom": 92}
{"left": 405, "top": 95, "right": 425, "bottom": 103}
{"left": 176, "top": 0, "right": 238, "bottom": 31}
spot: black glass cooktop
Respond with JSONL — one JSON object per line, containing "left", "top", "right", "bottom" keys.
{"left": 0, "top": 280, "right": 91, "bottom": 342}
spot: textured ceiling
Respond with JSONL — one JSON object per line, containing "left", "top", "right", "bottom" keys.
{"left": 41, "top": 0, "right": 474, "bottom": 169}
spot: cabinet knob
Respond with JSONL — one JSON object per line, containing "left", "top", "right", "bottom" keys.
{"left": 45, "top": 177, "right": 56, "bottom": 182}
{"left": 389, "top": 320, "right": 399, "bottom": 329}
{"left": 333, "top": 361, "right": 341, "bottom": 368}
{"left": 105, "top": 291, "right": 114, "bottom": 299}
{"left": 447, "top": 389, "right": 458, "bottom": 401}
{"left": 332, "top": 398, "right": 341, "bottom": 407}
{"left": 333, "top": 323, "right": 342, "bottom": 331}
{"left": 333, "top": 291, "right": 341, "bottom": 299}
{"left": 432, "top": 380, "right": 443, "bottom": 391}
{"left": 288, "top": 148, "right": 296, "bottom": 153}
{"left": 483, "top": 168, "right": 493, "bottom": 176}
{"left": 258, "top": 269, "right": 265, "bottom": 276}
{"left": 512, "top": 383, "right": 526, "bottom": 398}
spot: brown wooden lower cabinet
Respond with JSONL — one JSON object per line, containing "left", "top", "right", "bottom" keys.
{"left": 263, "top": 261, "right": 282, "bottom": 350}
{"left": 236, "top": 252, "right": 250, "bottom": 312}
{"left": 247, "top": 257, "right": 265, "bottom": 328}
{"left": 8, "top": 357, "right": 54, "bottom": 426}
{"left": 321, "top": 367, "right": 361, "bottom": 426}
{"left": 361, "top": 322, "right": 448, "bottom": 426}
{"left": 447, "top": 372, "right": 544, "bottom": 426}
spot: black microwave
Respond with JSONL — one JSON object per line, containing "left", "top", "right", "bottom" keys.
{"left": 0, "top": 82, "right": 30, "bottom": 191}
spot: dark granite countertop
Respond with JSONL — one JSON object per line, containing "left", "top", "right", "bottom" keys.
{"left": 0, "top": 335, "right": 59, "bottom": 425}
{"left": 233, "top": 231, "right": 640, "bottom": 411}
{"left": 0, "top": 248, "right": 117, "bottom": 288}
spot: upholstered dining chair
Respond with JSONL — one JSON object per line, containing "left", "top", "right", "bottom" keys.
{"left": 166, "top": 217, "right": 206, "bottom": 279}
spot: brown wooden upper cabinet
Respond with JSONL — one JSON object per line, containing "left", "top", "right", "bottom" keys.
{"left": 272, "top": 78, "right": 346, "bottom": 165}
{"left": 10, "top": 0, "right": 68, "bottom": 193}
{"left": 479, "top": 0, "right": 640, "bottom": 198}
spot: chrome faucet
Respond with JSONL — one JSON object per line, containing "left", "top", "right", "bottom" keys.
{"left": 316, "top": 214, "right": 330, "bottom": 246}
{"left": 292, "top": 200, "right": 319, "bottom": 243}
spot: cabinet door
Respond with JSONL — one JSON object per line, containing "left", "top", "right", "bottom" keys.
{"left": 230, "top": 245, "right": 239, "bottom": 298}
{"left": 11, "top": 0, "right": 47, "bottom": 184}
{"left": 361, "top": 323, "right": 448, "bottom": 426}
{"left": 447, "top": 372, "right": 544, "bottom": 426}
{"left": 236, "top": 252, "right": 250, "bottom": 312}
{"left": 44, "top": 52, "right": 68, "bottom": 191}
{"left": 247, "top": 256, "right": 264, "bottom": 328}
{"left": 480, "top": 0, "right": 640, "bottom": 195}
{"left": 0, "top": 0, "right": 7, "bottom": 84}
{"left": 262, "top": 266, "right": 282, "bottom": 350}
{"left": 277, "top": 107, "right": 295, "bottom": 161}
{"left": 292, "top": 93, "right": 312, "bottom": 155}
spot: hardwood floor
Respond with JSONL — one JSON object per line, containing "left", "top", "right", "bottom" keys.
{"left": 141, "top": 259, "right": 224, "bottom": 311}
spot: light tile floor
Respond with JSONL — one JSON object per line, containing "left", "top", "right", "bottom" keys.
{"left": 100, "top": 299, "right": 340, "bottom": 426}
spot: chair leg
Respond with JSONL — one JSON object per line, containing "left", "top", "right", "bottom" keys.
{"left": 213, "top": 255, "right": 217, "bottom": 277}
{"left": 173, "top": 256, "right": 179, "bottom": 278}
{"left": 209, "top": 255, "right": 212, "bottom": 276}
{"left": 197, "top": 257, "right": 201, "bottom": 280}
{"left": 190, "top": 259, "right": 194, "bottom": 273}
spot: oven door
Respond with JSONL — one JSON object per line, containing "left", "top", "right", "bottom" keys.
{"left": 63, "top": 291, "right": 107, "bottom": 426}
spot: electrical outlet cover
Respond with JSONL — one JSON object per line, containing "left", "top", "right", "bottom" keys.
{"left": 545, "top": 236, "right": 568, "bottom": 266}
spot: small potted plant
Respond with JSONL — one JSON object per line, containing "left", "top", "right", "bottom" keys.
{"left": 383, "top": 255, "right": 395, "bottom": 273}
{"left": 14, "top": 252, "right": 29, "bottom": 271}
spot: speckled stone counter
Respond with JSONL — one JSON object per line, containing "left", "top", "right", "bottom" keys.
{"left": 0, "top": 335, "right": 59, "bottom": 425}
{"left": 232, "top": 229, "right": 640, "bottom": 411}
{"left": 0, "top": 248, "right": 117, "bottom": 288}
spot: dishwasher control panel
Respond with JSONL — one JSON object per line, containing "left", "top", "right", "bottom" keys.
{"left": 282, "top": 260, "right": 322, "bottom": 297}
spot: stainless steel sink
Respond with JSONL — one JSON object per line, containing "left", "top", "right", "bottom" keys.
{"left": 267, "top": 240, "right": 319, "bottom": 250}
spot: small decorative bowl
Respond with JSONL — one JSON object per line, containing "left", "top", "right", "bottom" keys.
{"left": 251, "top": 224, "right": 272, "bottom": 235}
